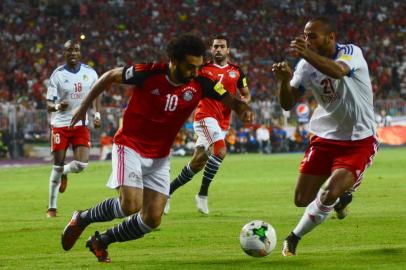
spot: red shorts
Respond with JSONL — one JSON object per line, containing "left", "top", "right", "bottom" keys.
{"left": 51, "top": 126, "right": 90, "bottom": 152}
{"left": 300, "top": 135, "right": 379, "bottom": 189}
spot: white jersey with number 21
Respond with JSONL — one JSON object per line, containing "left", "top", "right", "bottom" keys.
{"left": 290, "top": 43, "right": 376, "bottom": 140}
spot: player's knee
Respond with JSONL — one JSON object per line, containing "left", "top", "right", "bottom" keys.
{"left": 52, "top": 165, "right": 64, "bottom": 173}
{"left": 213, "top": 140, "right": 226, "bottom": 159}
{"left": 320, "top": 188, "right": 341, "bottom": 204}
{"left": 120, "top": 199, "right": 141, "bottom": 216}
{"left": 71, "top": 160, "right": 88, "bottom": 173}
{"left": 294, "top": 193, "right": 312, "bottom": 207}
{"left": 142, "top": 212, "right": 162, "bottom": 229}
{"left": 190, "top": 155, "right": 206, "bottom": 172}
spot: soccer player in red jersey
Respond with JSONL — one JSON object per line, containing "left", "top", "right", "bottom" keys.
{"left": 272, "top": 17, "right": 378, "bottom": 256}
{"left": 165, "top": 35, "right": 250, "bottom": 215}
{"left": 61, "top": 34, "right": 253, "bottom": 263}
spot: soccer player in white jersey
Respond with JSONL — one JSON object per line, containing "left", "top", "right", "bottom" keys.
{"left": 272, "top": 17, "right": 379, "bottom": 256}
{"left": 46, "top": 40, "right": 101, "bottom": 218}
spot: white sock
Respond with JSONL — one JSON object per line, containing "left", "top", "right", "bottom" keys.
{"left": 48, "top": 165, "right": 63, "bottom": 209}
{"left": 293, "top": 193, "right": 336, "bottom": 238}
{"left": 63, "top": 160, "right": 88, "bottom": 174}
{"left": 62, "top": 163, "right": 72, "bottom": 174}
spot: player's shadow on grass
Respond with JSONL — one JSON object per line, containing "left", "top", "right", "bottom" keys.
{"left": 357, "top": 247, "right": 406, "bottom": 256}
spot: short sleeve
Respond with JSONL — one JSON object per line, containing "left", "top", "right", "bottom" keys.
{"left": 90, "top": 70, "right": 99, "bottom": 88}
{"left": 237, "top": 67, "right": 248, "bottom": 89}
{"left": 335, "top": 45, "right": 364, "bottom": 77}
{"left": 197, "top": 76, "right": 229, "bottom": 101}
{"left": 122, "top": 65, "right": 151, "bottom": 87}
{"left": 290, "top": 59, "right": 307, "bottom": 94}
{"left": 46, "top": 72, "right": 59, "bottom": 101}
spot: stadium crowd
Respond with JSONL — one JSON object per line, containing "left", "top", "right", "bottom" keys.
{"left": 1, "top": 0, "right": 406, "bottom": 157}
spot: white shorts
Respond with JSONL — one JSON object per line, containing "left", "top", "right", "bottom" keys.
{"left": 194, "top": 117, "right": 228, "bottom": 150}
{"left": 106, "top": 144, "right": 171, "bottom": 196}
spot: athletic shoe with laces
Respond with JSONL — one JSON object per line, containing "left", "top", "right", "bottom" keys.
{"left": 195, "top": 194, "right": 209, "bottom": 214}
{"left": 86, "top": 231, "right": 111, "bottom": 263}
{"left": 282, "top": 232, "right": 300, "bottom": 256}
{"left": 61, "top": 210, "right": 87, "bottom": 251}
{"left": 164, "top": 198, "right": 170, "bottom": 215}
{"left": 334, "top": 191, "right": 353, "bottom": 220}
{"left": 46, "top": 208, "right": 57, "bottom": 218}
{"left": 59, "top": 174, "right": 68, "bottom": 193}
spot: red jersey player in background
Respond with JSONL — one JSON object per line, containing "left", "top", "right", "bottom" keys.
{"left": 61, "top": 33, "right": 253, "bottom": 263}
{"left": 165, "top": 35, "right": 250, "bottom": 215}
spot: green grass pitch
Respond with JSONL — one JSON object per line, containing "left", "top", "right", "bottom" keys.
{"left": 0, "top": 147, "right": 405, "bottom": 269}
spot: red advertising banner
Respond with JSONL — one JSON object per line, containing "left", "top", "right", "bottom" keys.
{"left": 377, "top": 126, "right": 406, "bottom": 145}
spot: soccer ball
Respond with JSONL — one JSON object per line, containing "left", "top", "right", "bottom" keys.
{"left": 239, "top": 220, "right": 277, "bottom": 257}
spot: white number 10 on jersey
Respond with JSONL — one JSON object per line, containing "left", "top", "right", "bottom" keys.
{"left": 164, "top": 94, "right": 178, "bottom": 111}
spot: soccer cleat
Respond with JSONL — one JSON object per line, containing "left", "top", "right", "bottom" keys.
{"left": 282, "top": 232, "right": 300, "bottom": 256}
{"left": 61, "top": 211, "right": 87, "bottom": 251}
{"left": 195, "top": 194, "right": 209, "bottom": 214}
{"left": 163, "top": 198, "right": 170, "bottom": 215}
{"left": 334, "top": 191, "right": 353, "bottom": 220}
{"left": 47, "top": 208, "right": 57, "bottom": 218}
{"left": 86, "top": 231, "right": 111, "bottom": 263}
{"left": 59, "top": 174, "right": 68, "bottom": 193}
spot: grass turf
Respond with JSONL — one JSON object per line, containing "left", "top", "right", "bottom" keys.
{"left": 0, "top": 147, "right": 405, "bottom": 269}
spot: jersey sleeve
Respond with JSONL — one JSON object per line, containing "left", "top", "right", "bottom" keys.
{"left": 290, "top": 59, "right": 307, "bottom": 95}
{"left": 237, "top": 67, "right": 248, "bottom": 89}
{"left": 90, "top": 69, "right": 99, "bottom": 88}
{"left": 122, "top": 64, "right": 154, "bottom": 87}
{"left": 335, "top": 45, "right": 364, "bottom": 77}
{"left": 197, "top": 76, "right": 230, "bottom": 100}
{"left": 46, "top": 72, "right": 59, "bottom": 101}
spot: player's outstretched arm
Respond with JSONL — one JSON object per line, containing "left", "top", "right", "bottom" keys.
{"left": 220, "top": 95, "right": 253, "bottom": 123}
{"left": 70, "top": 67, "right": 123, "bottom": 127}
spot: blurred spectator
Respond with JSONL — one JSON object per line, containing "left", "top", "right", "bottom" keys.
{"left": 225, "top": 128, "right": 237, "bottom": 153}
{"left": 236, "top": 127, "right": 248, "bottom": 153}
{"left": 375, "top": 109, "right": 392, "bottom": 127}
{"left": 15, "top": 124, "right": 25, "bottom": 158}
{"left": 271, "top": 125, "right": 289, "bottom": 153}
{"left": 99, "top": 132, "right": 113, "bottom": 160}
{"left": 256, "top": 125, "right": 271, "bottom": 153}
{"left": 0, "top": 130, "right": 8, "bottom": 158}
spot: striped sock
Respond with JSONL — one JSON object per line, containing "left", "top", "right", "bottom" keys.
{"left": 80, "top": 198, "right": 126, "bottom": 226}
{"left": 169, "top": 163, "right": 196, "bottom": 195}
{"left": 101, "top": 213, "right": 152, "bottom": 245}
{"left": 198, "top": 155, "right": 223, "bottom": 196}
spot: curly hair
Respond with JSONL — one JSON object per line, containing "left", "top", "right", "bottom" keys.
{"left": 166, "top": 33, "right": 206, "bottom": 61}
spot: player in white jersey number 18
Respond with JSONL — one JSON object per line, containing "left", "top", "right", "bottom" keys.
{"left": 46, "top": 40, "right": 101, "bottom": 218}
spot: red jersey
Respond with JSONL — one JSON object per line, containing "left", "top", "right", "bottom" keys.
{"left": 114, "top": 63, "right": 228, "bottom": 158}
{"left": 194, "top": 62, "right": 247, "bottom": 130}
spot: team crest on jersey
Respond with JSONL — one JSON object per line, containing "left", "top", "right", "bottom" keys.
{"left": 183, "top": 90, "right": 193, "bottom": 101}
{"left": 83, "top": 74, "right": 88, "bottom": 81}
{"left": 228, "top": 71, "right": 237, "bottom": 78}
